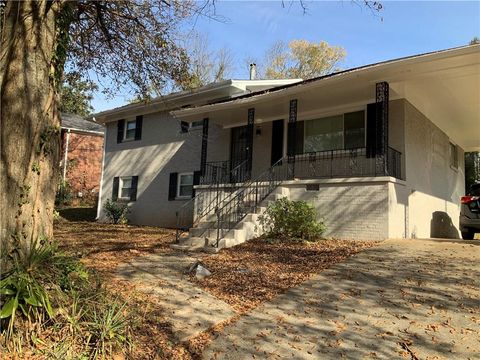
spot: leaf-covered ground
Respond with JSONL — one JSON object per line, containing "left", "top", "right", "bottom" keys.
{"left": 191, "top": 238, "right": 376, "bottom": 313}
{"left": 53, "top": 209, "right": 376, "bottom": 359}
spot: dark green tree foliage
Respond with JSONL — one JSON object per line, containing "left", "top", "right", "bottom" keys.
{"left": 59, "top": 72, "right": 98, "bottom": 116}
{"left": 465, "top": 152, "right": 480, "bottom": 190}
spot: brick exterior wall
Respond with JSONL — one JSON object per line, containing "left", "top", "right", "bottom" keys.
{"left": 62, "top": 130, "right": 104, "bottom": 200}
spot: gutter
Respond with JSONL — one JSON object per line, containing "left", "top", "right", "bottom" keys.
{"left": 62, "top": 129, "right": 70, "bottom": 182}
{"left": 61, "top": 126, "right": 104, "bottom": 136}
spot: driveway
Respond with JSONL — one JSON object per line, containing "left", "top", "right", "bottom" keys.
{"left": 203, "top": 239, "right": 480, "bottom": 359}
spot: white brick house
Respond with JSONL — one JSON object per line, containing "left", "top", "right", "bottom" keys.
{"left": 93, "top": 45, "right": 479, "bottom": 249}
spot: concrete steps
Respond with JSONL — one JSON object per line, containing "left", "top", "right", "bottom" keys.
{"left": 171, "top": 186, "right": 289, "bottom": 252}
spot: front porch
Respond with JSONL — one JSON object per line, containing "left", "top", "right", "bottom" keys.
{"left": 173, "top": 81, "right": 403, "bottom": 249}
{"left": 197, "top": 81, "right": 401, "bottom": 187}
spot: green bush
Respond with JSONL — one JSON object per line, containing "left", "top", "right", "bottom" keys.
{"left": 0, "top": 239, "right": 130, "bottom": 358}
{"left": 103, "top": 199, "right": 130, "bottom": 224}
{"left": 258, "top": 197, "right": 326, "bottom": 241}
{"left": 55, "top": 181, "right": 73, "bottom": 206}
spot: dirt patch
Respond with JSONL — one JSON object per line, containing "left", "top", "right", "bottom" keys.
{"left": 190, "top": 238, "right": 376, "bottom": 313}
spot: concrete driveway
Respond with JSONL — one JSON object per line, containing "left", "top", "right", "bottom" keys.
{"left": 203, "top": 239, "right": 480, "bottom": 360}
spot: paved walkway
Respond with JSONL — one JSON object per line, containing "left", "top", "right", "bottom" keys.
{"left": 116, "top": 252, "right": 236, "bottom": 342}
{"left": 203, "top": 239, "right": 480, "bottom": 359}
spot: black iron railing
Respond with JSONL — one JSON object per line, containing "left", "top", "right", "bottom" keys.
{"left": 211, "top": 147, "right": 402, "bottom": 246}
{"left": 175, "top": 160, "right": 247, "bottom": 242}
{"left": 200, "top": 160, "right": 250, "bottom": 185}
{"left": 214, "top": 157, "right": 289, "bottom": 246}
{"left": 291, "top": 147, "right": 402, "bottom": 180}
{"left": 387, "top": 147, "right": 402, "bottom": 180}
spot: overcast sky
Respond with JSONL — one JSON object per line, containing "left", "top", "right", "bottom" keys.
{"left": 91, "top": 0, "right": 480, "bottom": 113}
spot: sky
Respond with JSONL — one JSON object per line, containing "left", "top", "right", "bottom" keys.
{"left": 90, "top": 0, "right": 480, "bottom": 113}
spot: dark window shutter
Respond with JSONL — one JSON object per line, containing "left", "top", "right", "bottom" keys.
{"left": 271, "top": 120, "right": 284, "bottom": 165}
{"left": 134, "top": 116, "right": 143, "bottom": 140}
{"left": 366, "top": 103, "right": 377, "bottom": 158}
{"left": 192, "top": 170, "right": 201, "bottom": 198}
{"left": 180, "top": 121, "right": 189, "bottom": 133}
{"left": 295, "top": 121, "right": 304, "bottom": 155}
{"left": 112, "top": 177, "right": 119, "bottom": 201}
{"left": 117, "top": 120, "right": 125, "bottom": 143}
{"left": 168, "top": 172, "right": 178, "bottom": 200}
{"left": 130, "top": 176, "right": 138, "bottom": 201}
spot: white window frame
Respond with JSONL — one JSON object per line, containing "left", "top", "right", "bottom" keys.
{"left": 176, "top": 172, "right": 194, "bottom": 199}
{"left": 119, "top": 176, "right": 133, "bottom": 200}
{"left": 302, "top": 108, "right": 366, "bottom": 153}
{"left": 123, "top": 119, "right": 137, "bottom": 141}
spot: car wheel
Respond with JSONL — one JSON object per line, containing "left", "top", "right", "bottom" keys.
{"left": 461, "top": 229, "right": 475, "bottom": 240}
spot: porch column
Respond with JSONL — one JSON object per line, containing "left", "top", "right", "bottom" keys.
{"left": 200, "top": 117, "right": 209, "bottom": 177}
{"left": 376, "top": 82, "right": 389, "bottom": 175}
{"left": 246, "top": 108, "right": 255, "bottom": 179}
{"left": 287, "top": 99, "right": 298, "bottom": 179}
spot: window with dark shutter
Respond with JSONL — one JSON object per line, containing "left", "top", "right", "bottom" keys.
{"left": 130, "top": 176, "right": 138, "bottom": 201}
{"left": 117, "top": 120, "right": 125, "bottom": 144}
{"left": 112, "top": 177, "right": 119, "bottom": 201}
{"left": 135, "top": 116, "right": 143, "bottom": 140}
{"left": 168, "top": 172, "right": 178, "bottom": 200}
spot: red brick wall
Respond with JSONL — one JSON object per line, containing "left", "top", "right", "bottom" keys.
{"left": 62, "top": 131, "right": 104, "bottom": 199}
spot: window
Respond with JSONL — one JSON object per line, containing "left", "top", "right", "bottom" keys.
{"left": 449, "top": 142, "right": 458, "bottom": 169}
{"left": 124, "top": 120, "right": 137, "bottom": 141}
{"left": 112, "top": 176, "right": 138, "bottom": 201}
{"left": 177, "top": 173, "right": 194, "bottom": 198}
{"left": 119, "top": 177, "right": 133, "bottom": 200}
{"left": 304, "top": 110, "right": 365, "bottom": 153}
{"left": 180, "top": 120, "right": 203, "bottom": 133}
{"left": 191, "top": 120, "right": 204, "bottom": 128}
{"left": 117, "top": 116, "right": 142, "bottom": 143}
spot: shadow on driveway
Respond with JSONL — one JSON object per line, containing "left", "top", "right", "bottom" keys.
{"left": 203, "top": 238, "right": 480, "bottom": 359}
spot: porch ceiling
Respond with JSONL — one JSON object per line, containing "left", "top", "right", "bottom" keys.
{"left": 173, "top": 46, "right": 480, "bottom": 151}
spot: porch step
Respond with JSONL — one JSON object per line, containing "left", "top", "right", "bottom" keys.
{"left": 172, "top": 185, "right": 291, "bottom": 252}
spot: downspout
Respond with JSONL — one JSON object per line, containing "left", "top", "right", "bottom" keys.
{"left": 96, "top": 124, "right": 107, "bottom": 220}
{"left": 62, "top": 129, "right": 70, "bottom": 182}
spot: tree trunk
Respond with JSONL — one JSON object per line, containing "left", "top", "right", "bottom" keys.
{"left": 1, "top": 1, "right": 62, "bottom": 265}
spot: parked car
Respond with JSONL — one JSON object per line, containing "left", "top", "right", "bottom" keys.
{"left": 460, "top": 183, "right": 480, "bottom": 240}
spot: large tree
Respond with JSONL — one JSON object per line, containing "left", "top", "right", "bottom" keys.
{"left": 0, "top": 0, "right": 196, "bottom": 265}
{"left": 178, "top": 32, "right": 235, "bottom": 90}
{"left": 263, "top": 39, "right": 346, "bottom": 79}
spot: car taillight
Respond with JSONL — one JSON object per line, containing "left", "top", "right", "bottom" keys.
{"left": 461, "top": 196, "right": 480, "bottom": 204}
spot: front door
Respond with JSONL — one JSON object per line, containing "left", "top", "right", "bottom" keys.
{"left": 230, "top": 126, "right": 249, "bottom": 182}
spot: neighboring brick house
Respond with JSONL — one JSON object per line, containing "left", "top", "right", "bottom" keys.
{"left": 60, "top": 113, "right": 104, "bottom": 202}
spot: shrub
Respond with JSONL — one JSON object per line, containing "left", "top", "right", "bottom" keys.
{"left": 55, "top": 181, "right": 72, "bottom": 206}
{"left": 103, "top": 199, "right": 130, "bottom": 224}
{"left": 0, "top": 239, "right": 130, "bottom": 358}
{"left": 258, "top": 197, "right": 326, "bottom": 241}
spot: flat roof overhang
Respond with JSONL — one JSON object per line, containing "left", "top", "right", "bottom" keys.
{"left": 172, "top": 46, "right": 480, "bottom": 151}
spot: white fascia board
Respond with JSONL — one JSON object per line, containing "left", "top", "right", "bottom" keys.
{"left": 91, "top": 80, "right": 238, "bottom": 123}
